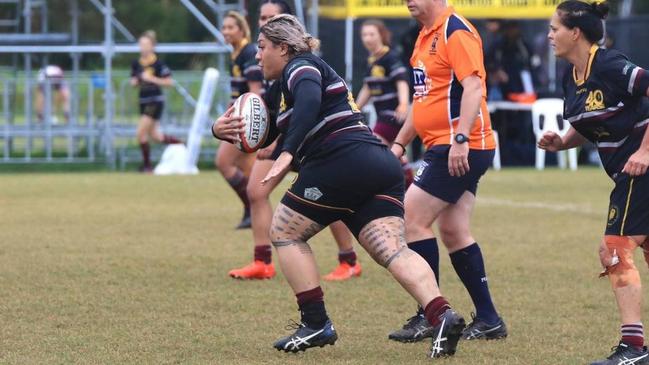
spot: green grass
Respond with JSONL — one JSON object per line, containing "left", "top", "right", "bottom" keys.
{"left": 0, "top": 168, "right": 643, "bottom": 364}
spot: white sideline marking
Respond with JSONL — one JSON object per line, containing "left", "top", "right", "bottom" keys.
{"left": 478, "top": 197, "right": 600, "bottom": 215}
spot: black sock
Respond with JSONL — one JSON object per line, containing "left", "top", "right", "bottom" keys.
{"left": 450, "top": 243, "right": 499, "bottom": 325}
{"left": 408, "top": 238, "right": 440, "bottom": 285}
{"left": 296, "top": 287, "right": 328, "bottom": 329}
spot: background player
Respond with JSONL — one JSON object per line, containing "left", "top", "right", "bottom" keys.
{"left": 227, "top": 1, "right": 362, "bottom": 281}
{"left": 216, "top": 11, "right": 263, "bottom": 229}
{"left": 540, "top": 1, "right": 649, "bottom": 363}
{"left": 355, "top": 19, "right": 414, "bottom": 186}
{"left": 389, "top": 0, "right": 507, "bottom": 343}
{"left": 130, "top": 30, "right": 181, "bottom": 173}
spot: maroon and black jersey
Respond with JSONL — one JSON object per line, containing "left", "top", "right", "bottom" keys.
{"left": 275, "top": 53, "right": 382, "bottom": 166}
{"left": 363, "top": 47, "right": 408, "bottom": 124}
{"left": 563, "top": 46, "right": 649, "bottom": 178}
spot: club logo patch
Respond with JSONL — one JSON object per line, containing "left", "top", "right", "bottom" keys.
{"left": 414, "top": 162, "right": 428, "bottom": 182}
{"left": 607, "top": 205, "right": 619, "bottom": 227}
{"left": 304, "top": 187, "right": 323, "bottom": 201}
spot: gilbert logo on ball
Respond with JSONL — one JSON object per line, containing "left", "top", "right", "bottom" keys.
{"left": 233, "top": 92, "right": 270, "bottom": 152}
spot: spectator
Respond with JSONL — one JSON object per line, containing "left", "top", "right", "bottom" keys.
{"left": 35, "top": 65, "right": 70, "bottom": 124}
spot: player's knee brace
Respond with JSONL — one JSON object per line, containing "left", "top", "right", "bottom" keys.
{"left": 599, "top": 235, "right": 640, "bottom": 288}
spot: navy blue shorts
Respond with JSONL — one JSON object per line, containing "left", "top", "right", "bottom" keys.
{"left": 280, "top": 142, "right": 404, "bottom": 237}
{"left": 413, "top": 145, "right": 495, "bottom": 204}
{"left": 605, "top": 172, "right": 649, "bottom": 236}
{"left": 140, "top": 102, "right": 164, "bottom": 120}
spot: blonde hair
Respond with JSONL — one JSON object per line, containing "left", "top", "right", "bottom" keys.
{"left": 140, "top": 30, "right": 157, "bottom": 45}
{"left": 260, "top": 14, "right": 320, "bottom": 55}
{"left": 224, "top": 11, "right": 251, "bottom": 43}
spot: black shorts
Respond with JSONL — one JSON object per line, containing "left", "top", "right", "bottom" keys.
{"left": 413, "top": 145, "right": 494, "bottom": 204}
{"left": 280, "top": 143, "right": 404, "bottom": 237}
{"left": 140, "top": 102, "right": 164, "bottom": 120}
{"left": 605, "top": 172, "right": 649, "bottom": 236}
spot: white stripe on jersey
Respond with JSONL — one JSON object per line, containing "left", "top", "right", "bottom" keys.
{"left": 566, "top": 102, "right": 624, "bottom": 123}
{"left": 628, "top": 67, "right": 640, "bottom": 94}
{"left": 287, "top": 65, "right": 321, "bottom": 92}
{"left": 389, "top": 67, "right": 408, "bottom": 77}
{"left": 296, "top": 110, "right": 355, "bottom": 153}
{"left": 277, "top": 108, "right": 294, "bottom": 124}
{"left": 597, "top": 136, "right": 628, "bottom": 148}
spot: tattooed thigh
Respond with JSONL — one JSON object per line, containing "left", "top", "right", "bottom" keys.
{"left": 358, "top": 216, "right": 409, "bottom": 267}
{"left": 270, "top": 203, "right": 324, "bottom": 250}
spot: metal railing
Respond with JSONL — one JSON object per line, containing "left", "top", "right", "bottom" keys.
{"left": 0, "top": 72, "right": 231, "bottom": 165}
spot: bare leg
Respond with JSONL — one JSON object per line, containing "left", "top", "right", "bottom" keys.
{"left": 323, "top": 220, "right": 361, "bottom": 281}
{"left": 357, "top": 216, "right": 440, "bottom": 307}
{"left": 216, "top": 143, "right": 253, "bottom": 227}
{"left": 227, "top": 159, "right": 287, "bottom": 278}
{"left": 270, "top": 203, "right": 324, "bottom": 293}
{"left": 216, "top": 142, "right": 246, "bottom": 180}
{"left": 248, "top": 159, "right": 286, "bottom": 247}
{"left": 330, "top": 221, "right": 353, "bottom": 251}
{"left": 136, "top": 115, "right": 155, "bottom": 169}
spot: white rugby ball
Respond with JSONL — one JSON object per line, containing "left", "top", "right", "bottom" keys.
{"left": 232, "top": 92, "right": 270, "bottom": 153}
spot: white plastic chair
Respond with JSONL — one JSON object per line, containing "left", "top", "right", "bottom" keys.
{"left": 531, "top": 98, "right": 578, "bottom": 171}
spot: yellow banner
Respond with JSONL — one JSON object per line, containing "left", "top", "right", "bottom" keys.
{"left": 319, "top": 0, "right": 564, "bottom": 19}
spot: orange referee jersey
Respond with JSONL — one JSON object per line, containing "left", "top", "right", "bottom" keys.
{"left": 410, "top": 7, "right": 495, "bottom": 150}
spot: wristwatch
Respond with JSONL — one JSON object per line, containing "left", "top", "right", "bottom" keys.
{"left": 454, "top": 133, "right": 469, "bottom": 144}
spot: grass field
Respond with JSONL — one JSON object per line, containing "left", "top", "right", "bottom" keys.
{"left": 1, "top": 168, "right": 646, "bottom": 364}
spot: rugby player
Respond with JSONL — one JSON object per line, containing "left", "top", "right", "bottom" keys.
{"left": 215, "top": 11, "right": 262, "bottom": 229}
{"left": 226, "top": 1, "right": 362, "bottom": 281}
{"left": 355, "top": 19, "right": 414, "bottom": 186}
{"left": 540, "top": 1, "right": 649, "bottom": 363}
{"left": 214, "top": 14, "right": 467, "bottom": 357}
{"left": 130, "top": 31, "right": 180, "bottom": 173}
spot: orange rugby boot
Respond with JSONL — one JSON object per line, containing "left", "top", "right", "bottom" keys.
{"left": 323, "top": 261, "right": 362, "bottom": 281}
{"left": 228, "top": 260, "right": 275, "bottom": 280}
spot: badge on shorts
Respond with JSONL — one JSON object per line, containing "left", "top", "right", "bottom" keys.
{"left": 304, "top": 187, "right": 323, "bottom": 201}
{"left": 414, "top": 162, "right": 428, "bottom": 182}
{"left": 607, "top": 205, "right": 619, "bottom": 227}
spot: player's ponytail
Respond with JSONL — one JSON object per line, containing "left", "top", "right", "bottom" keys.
{"left": 260, "top": 14, "right": 320, "bottom": 55}
{"left": 556, "top": 0, "right": 608, "bottom": 44}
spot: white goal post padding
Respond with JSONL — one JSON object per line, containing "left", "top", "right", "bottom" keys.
{"left": 154, "top": 67, "right": 219, "bottom": 175}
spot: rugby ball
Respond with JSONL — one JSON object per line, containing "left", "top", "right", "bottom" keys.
{"left": 232, "top": 92, "right": 270, "bottom": 153}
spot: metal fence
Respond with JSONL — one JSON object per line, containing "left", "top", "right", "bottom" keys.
{"left": 0, "top": 71, "right": 231, "bottom": 167}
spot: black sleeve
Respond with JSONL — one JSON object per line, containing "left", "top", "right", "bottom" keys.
{"left": 281, "top": 79, "right": 322, "bottom": 155}
{"left": 131, "top": 60, "right": 139, "bottom": 77}
{"left": 599, "top": 52, "right": 649, "bottom": 98}
{"left": 387, "top": 53, "right": 409, "bottom": 83}
{"left": 157, "top": 61, "right": 172, "bottom": 78}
